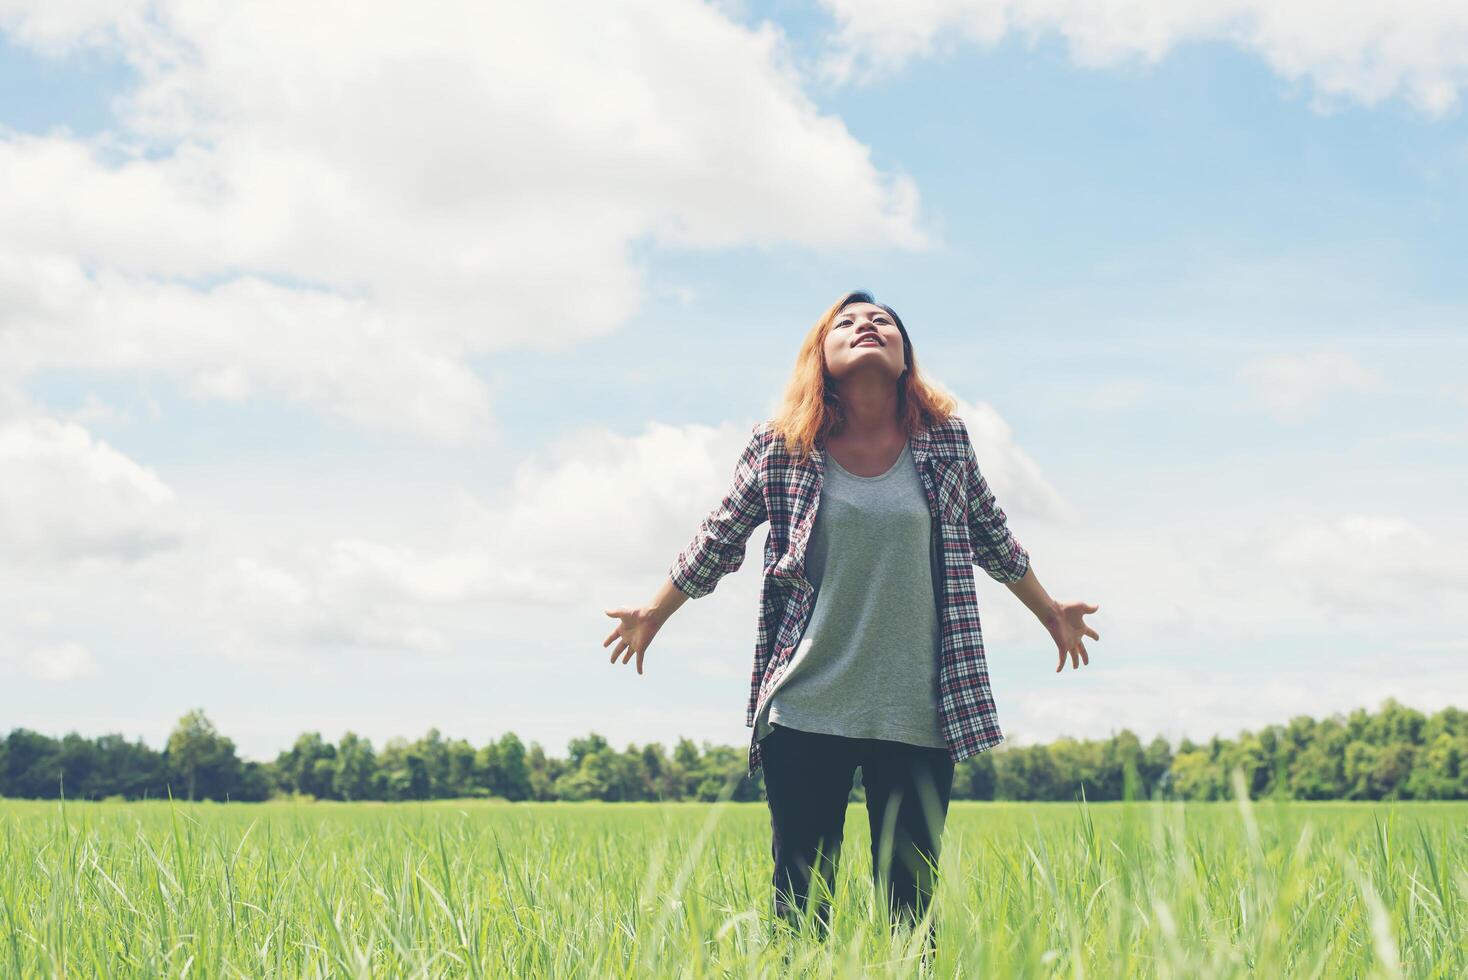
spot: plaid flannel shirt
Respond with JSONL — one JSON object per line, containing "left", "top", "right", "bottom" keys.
{"left": 669, "top": 414, "right": 1031, "bottom": 778}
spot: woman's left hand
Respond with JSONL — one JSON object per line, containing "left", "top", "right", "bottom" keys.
{"left": 1044, "top": 601, "right": 1099, "bottom": 672}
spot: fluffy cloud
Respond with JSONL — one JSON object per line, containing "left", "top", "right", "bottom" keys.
{"left": 1256, "top": 513, "right": 1468, "bottom": 613}
{"left": 1236, "top": 348, "right": 1381, "bottom": 420}
{"left": 952, "top": 397, "right": 1074, "bottom": 522}
{"left": 815, "top": 0, "right": 1468, "bottom": 116}
{"left": 0, "top": 0, "right": 925, "bottom": 440}
{"left": 1001, "top": 651, "right": 1468, "bottom": 747}
{"left": 0, "top": 416, "right": 188, "bottom": 564}
{"left": 99, "top": 402, "right": 1060, "bottom": 662}
{"left": 26, "top": 642, "right": 98, "bottom": 681}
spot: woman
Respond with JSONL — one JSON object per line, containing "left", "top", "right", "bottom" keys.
{"left": 602, "top": 290, "right": 1099, "bottom": 947}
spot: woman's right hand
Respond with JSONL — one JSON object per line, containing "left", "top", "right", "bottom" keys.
{"left": 602, "top": 605, "right": 665, "bottom": 675}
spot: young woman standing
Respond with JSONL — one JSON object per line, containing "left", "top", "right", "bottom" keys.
{"left": 603, "top": 290, "right": 1099, "bottom": 950}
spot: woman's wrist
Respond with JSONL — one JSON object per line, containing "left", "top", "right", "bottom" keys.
{"left": 647, "top": 576, "right": 689, "bottom": 625}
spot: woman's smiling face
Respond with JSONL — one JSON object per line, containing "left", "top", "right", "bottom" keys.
{"left": 823, "top": 301, "right": 906, "bottom": 381}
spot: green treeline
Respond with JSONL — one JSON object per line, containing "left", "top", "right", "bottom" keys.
{"left": 2, "top": 698, "right": 1464, "bottom": 803}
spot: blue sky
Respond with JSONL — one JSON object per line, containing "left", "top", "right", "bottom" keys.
{"left": 1, "top": 1, "right": 1465, "bottom": 762}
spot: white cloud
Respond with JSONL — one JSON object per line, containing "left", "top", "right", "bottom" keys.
{"left": 952, "top": 397, "right": 1075, "bottom": 522}
{"left": 999, "top": 650, "right": 1468, "bottom": 747}
{"left": 0, "top": 0, "right": 926, "bottom": 440}
{"left": 27, "top": 642, "right": 98, "bottom": 681}
{"left": 1255, "top": 513, "right": 1468, "bottom": 613}
{"left": 1, "top": 406, "right": 1460, "bottom": 753}
{"left": 59, "top": 392, "right": 132, "bottom": 428}
{"left": 0, "top": 416, "right": 189, "bottom": 564}
{"left": 1236, "top": 348, "right": 1381, "bottom": 420}
{"left": 45, "top": 405, "right": 1059, "bottom": 663}
{"left": 815, "top": 0, "right": 1468, "bottom": 116}
{"left": 195, "top": 535, "right": 586, "bottom": 662}
{"left": 0, "top": 416, "right": 778, "bottom": 666}
{"left": 65, "top": 417, "right": 786, "bottom": 663}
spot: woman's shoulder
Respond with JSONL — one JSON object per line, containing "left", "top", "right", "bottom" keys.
{"left": 920, "top": 413, "right": 971, "bottom": 459}
{"left": 752, "top": 419, "right": 787, "bottom": 459}
{"left": 753, "top": 415, "right": 969, "bottom": 460}
{"left": 927, "top": 412, "right": 967, "bottom": 435}
{"left": 751, "top": 420, "right": 810, "bottom": 469}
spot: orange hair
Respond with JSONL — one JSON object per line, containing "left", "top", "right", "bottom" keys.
{"left": 770, "top": 290, "right": 958, "bottom": 462}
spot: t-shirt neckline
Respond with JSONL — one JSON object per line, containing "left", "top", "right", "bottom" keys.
{"left": 826, "top": 439, "right": 910, "bottom": 481}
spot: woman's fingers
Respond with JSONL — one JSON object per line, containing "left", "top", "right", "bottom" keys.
{"left": 602, "top": 608, "right": 647, "bottom": 673}
{"left": 603, "top": 608, "right": 628, "bottom": 648}
{"left": 1084, "top": 626, "right": 1100, "bottom": 641}
{"left": 1055, "top": 631, "right": 1094, "bottom": 672}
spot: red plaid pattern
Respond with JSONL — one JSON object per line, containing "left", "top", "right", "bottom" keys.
{"left": 669, "top": 414, "right": 1030, "bottom": 777}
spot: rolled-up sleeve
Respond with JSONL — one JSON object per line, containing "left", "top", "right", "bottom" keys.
{"left": 669, "top": 423, "right": 769, "bottom": 599}
{"left": 961, "top": 426, "right": 1031, "bottom": 584}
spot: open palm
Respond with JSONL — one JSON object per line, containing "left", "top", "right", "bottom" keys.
{"left": 602, "top": 606, "right": 663, "bottom": 675}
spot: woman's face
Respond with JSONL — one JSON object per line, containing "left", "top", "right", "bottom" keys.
{"left": 823, "top": 302, "right": 906, "bottom": 382}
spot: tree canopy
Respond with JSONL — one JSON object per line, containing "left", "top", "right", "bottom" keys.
{"left": 2, "top": 699, "right": 1462, "bottom": 803}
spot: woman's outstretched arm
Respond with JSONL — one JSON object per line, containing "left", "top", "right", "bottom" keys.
{"left": 603, "top": 422, "right": 768, "bottom": 674}
{"left": 1003, "top": 566, "right": 1100, "bottom": 672}
{"left": 956, "top": 415, "right": 1098, "bottom": 672}
{"left": 603, "top": 575, "right": 690, "bottom": 675}
{"left": 666, "top": 423, "right": 769, "bottom": 599}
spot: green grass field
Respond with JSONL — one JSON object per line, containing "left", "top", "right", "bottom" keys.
{"left": 3, "top": 788, "right": 1464, "bottom": 978}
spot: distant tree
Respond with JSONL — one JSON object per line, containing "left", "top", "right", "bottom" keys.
{"left": 1142, "top": 735, "right": 1173, "bottom": 798}
{"left": 56, "top": 733, "right": 103, "bottom": 799}
{"left": 164, "top": 710, "right": 243, "bottom": 801}
{"left": 1170, "top": 751, "right": 1224, "bottom": 801}
{"left": 671, "top": 737, "right": 702, "bottom": 799}
{"left": 495, "top": 733, "right": 533, "bottom": 800}
{"left": 640, "top": 742, "right": 670, "bottom": 800}
{"left": 93, "top": 734, "right": 168, "bottom": 799}
{"left": 955, "top": 752, "right": 996, "bottom": 801}
{"left": 444, "top": 737, "right": 480, "bottom": 797}
{"left": 1218, "top": 735, "right": 1270, "bottom": 799}
{"left": 2, "top": 729, "right": 62, "bottom": 798}
{"left": 1290, "top": 743, "right": 1344, "bottom": 800}
{"left": 1406, "top": 733, "right": 1467, "bottom": 799}
{"left": 6, "top": 696, "right": 1468, "bottom": 803}
{"left": 526, "top": 742, "right": 559, "bottom": 801}
{"left": 378, "top": 737, "right": 430, "bottom": 800}
{"left": 1044, "top": 738, "right": 1106, "bottom": 800}
{"left": 1369, "top": 698, "right": 1426, "bottom": 746}
{"left": 276, "top": 732, "right": 337, "bottom": 799}
{"left": 236, "top": 760, "right": 274, "bottom": 801}
{"left": 334, "top": 732, "right": 379, "bottom": 801}
{"left": 567, "top": 733, "right": 610, "bottom": 770}
{"left": 995, "top": 745, "right": 1064, "bottom": 801}
{"left": 1370, "top": 742, "right": 1415, "bottom": 800}
{"left": 412, "top": 728, "right": 450, "bottom": 797}
{"left": 1103, "top": 730, "right": 1144, "bottom": 801}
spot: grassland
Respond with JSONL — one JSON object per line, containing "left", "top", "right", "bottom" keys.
{"left": 2, "top": 785, "right": 1464, "bottom": 978}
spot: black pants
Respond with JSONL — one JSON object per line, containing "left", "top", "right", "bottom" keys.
{"left": 760, "top": 722, "right": 956, "bottom": 941}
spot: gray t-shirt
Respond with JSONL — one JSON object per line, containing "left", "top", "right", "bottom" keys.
{"left": 754, "top": 438, "right": 947, "bottom": 748}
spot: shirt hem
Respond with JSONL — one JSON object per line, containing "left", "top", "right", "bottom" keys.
{"left": 761, "top": 712, "right": 949, "bottom": 751}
